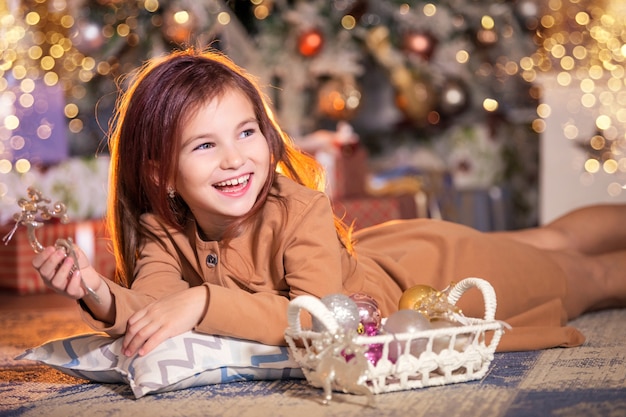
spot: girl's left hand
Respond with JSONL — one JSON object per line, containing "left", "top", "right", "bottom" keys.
{"left": 122, "top": 286, "right": 208, "bottom": 357}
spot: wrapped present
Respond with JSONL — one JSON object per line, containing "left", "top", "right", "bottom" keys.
{"left": 317, "top": 144, "right": 368, "bottom": 200}
{"left": 452, "top": 187, "right": 511, "bottom": 232}
{"left": 0, "top": 220, "right": 116, "bottom": 295}
{"left": 333, "top": 195, "right": 418, "bottom": 230}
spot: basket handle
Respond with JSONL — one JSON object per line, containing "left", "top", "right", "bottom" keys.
{"left": 287, "top": 295, "right": 340, "bottom": 335}
{"left": 446, "top": 277, "right": 497, "bottom": 321}
{"left": 287, "top": 277, "right": 497, "bottom": 334}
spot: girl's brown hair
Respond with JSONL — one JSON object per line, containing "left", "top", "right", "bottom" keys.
{"left": 107, "top": 48, "right": 353, "bottom": 287}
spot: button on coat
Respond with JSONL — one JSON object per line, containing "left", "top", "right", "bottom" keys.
{"left": 206, "top": 253, "right": 218, "bottom": 267}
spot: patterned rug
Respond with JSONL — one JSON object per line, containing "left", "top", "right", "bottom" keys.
{"left": 1, "top": 305, "right": 625, "bottom": 417}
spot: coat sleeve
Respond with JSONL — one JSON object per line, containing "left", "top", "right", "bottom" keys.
{"left": 195, "top": 193, "right": 346, "bottom": 345}
{"left": 79, "top": 220, "right": 193, "bottom": 336}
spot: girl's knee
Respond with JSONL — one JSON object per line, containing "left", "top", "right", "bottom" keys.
{"left": 536, "top": 227, "right": 573, "bottom": 251}
{"left": 497, "top": 228, "right": 572, "bottom": 252}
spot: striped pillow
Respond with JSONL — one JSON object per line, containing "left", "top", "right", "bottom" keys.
{"left": 17, "top": 331, "right": 303, "bottom": 398}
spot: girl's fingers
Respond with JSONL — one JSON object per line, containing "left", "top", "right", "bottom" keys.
{"left": 34, "top": 249, "right": 65, "bottom": 280}
{"left": 49, "top": 256, "right": 74, "bottom": 288}
{"left": 135, "top": 330, "right": 168, "bottom": 356}
{"left": 32, "top": 246, "right": 92, "bottom": 300}
{"left": 31, "top": 246, "right": 56, "bottom": 269}
{"left": 123, "top": 323, "right": 158, "bottom": 357}
{"left": 66, "top": 269, "right": 86, "bottom": 297}
{"left": 122, "top": 312, "right": 153, "bottom": 355}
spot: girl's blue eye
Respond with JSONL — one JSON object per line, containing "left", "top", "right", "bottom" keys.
{"left": 194, "top": 142, "right": 214, "bottom": 151}
{"left": 240, "top": 129, "right": 254, "bottom": 139}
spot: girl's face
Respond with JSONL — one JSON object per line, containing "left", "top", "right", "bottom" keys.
{"left": 173, "top": 89, "right": 270, "bottom": 239}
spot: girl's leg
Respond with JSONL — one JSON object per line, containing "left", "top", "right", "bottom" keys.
{"left": 493, "top": 204, "right": 626, "bottom": 255}
{"left": 493, "top": 204, "right": 626, "bottom": 318}
{"left": 548, "top": 249, "right": 626, "bottom": 319}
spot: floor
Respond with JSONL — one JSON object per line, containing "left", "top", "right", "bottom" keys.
{"left": 0, "top": 291, "right": 76, "bottom": 311}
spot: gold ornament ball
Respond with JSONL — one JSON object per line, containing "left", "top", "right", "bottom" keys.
{"left": 394, "top": 75, "right": 436, "bottom": 126}
{"left": 398, "top": 284, "right": 437, "bottom": 310}
{"left": 317, "top": 78, "right": 361, "bottom": 120}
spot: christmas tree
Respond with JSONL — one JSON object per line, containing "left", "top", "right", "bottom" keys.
{"left": 1, "top": 0, "right": 548, "bottom": 227}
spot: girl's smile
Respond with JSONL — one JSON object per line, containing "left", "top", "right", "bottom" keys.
{"left": 213, "top": 173, "right": 251, "bottom": 194}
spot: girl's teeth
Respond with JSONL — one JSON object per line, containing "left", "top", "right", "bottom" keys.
{"left": 216, "top": 175, "right": 249, "bottom": 187}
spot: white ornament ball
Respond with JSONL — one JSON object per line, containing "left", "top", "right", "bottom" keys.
{"left": 431, "top": 319, "right": 471, "bottom": 353}
{"left": 383, "top": 309, "right": 431, "bottom": 362}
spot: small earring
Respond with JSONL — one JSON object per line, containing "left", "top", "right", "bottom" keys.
{"left": 167, "top": 187, "right": 176, "bottom": 199}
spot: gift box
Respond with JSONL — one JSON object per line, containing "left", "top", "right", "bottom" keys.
{"left": 452, "top": 187, "right": 512, "bottom": 232}
{"left": 0, "top": 219, "right": 116, "bottom": 294}
{"left": 317, "top": 144, "right": 368, "bottom": 200}
{"left": 333, "top": 194, "right": 418, "bottom": 230}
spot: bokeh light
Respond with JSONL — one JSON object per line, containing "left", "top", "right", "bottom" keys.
{"left": 527, "top": 0, "right": 626, "bottom": 188}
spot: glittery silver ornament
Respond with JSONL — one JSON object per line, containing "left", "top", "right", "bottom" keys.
{"left": 312, "top": 294, "right": 360, "bottom": 333}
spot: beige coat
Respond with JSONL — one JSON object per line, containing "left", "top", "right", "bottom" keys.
{"left": 82, "top": 175, "right": 584, "bottom": 351}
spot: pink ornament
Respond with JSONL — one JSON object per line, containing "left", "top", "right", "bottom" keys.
{"left": 349, "top": 293, "right": 384, "bottom": 365}
{"left": 363, "top": 343, "right": 383, "bottom": 365}
{"left": 403, "top": 31, "right": 438, "bottom": 60}
{"left": 349, "top": 293, "right": 382, "bottom": 336}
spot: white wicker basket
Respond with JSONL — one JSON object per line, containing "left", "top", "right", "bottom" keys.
{"left": 284, "top": 277, "right": 505, "bottom": 403}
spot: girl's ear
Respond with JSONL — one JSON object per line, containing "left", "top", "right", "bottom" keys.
{"left": 147, "top": 161, "right": 160, "bottom": 186}
{"left": 147, "top": 161, "right": 173, "bottom": 191}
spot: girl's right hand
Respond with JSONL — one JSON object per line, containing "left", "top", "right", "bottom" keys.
{"left": 32, "top": 245, "right": 98, "bottom": 300}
